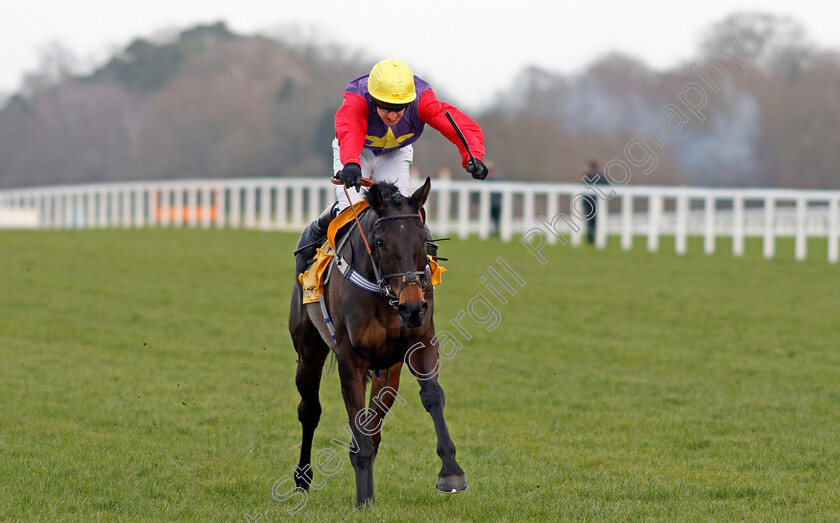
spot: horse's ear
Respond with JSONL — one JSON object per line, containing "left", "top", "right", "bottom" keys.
{"left": 409, "top": 177, "right": 432, "bottom": 210}
{"left": 368, "top": 184, "right": 385, "bottom": 212}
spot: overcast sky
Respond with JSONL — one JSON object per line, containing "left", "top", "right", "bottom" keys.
{"left": 3, "top": 1, "right": 838, "bottom": 110}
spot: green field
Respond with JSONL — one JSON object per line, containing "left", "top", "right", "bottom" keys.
{"left": 1, "top": 229, "right": 838, "bottom": 521}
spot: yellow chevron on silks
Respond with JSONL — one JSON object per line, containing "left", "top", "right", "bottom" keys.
{"left": 365, "top": 127, "right": 415, "bottom": 149}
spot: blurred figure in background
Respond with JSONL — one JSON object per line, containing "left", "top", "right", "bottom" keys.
{"left": 581, "top": 159, "right": 605, "bottom": 244}
{"left": 486, "top": 161, "right": 503, "bottom": 236}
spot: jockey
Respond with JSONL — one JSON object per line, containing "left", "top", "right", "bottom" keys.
{"left": 294, "top": 58, "right": 488, "bottom": 273}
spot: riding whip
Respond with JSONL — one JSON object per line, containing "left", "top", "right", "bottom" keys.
{"left": 444, "top": 109, "right": 477, "bottom": 166}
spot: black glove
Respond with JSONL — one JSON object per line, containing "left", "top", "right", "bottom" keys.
{"left": 337, "top": 162, "right": 362, "bottom": 191}
{"left": 466, "top": 159, "right": 488, "bottom": 180}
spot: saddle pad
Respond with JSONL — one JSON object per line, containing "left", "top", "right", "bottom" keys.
{"left": 299, "top": 242, "right": 335, "bottom": 304}
{"left": 299, "top": 201, "right": 370, "bottom": 304}
{"left": 428, "top": 256, "right": 445, "bottom": 286}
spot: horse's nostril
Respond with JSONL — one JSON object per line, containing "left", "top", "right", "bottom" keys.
{"left": 420, "top": 301, "right": 428, "bottom": 316}
{"left": 398, "top": 303, "right": 410, "bottom": 317}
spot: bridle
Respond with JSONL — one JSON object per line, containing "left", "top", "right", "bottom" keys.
{"left": 372, "top": 214, "right": 430, "bottom": 307}
{"left": 337, "top": 183, "right": 430, "bottom": 309}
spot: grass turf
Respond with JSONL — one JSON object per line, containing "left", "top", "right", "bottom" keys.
{"left": 1, "top": 229, "right": 838, "bottom": 521}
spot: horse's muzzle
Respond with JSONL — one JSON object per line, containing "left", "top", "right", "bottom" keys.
{"left": 397, "top": 300, "right": 428, "bottom": 328}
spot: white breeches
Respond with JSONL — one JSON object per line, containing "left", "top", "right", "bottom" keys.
{"left": 333, "top": 138, "right": 413, "bottom": 211}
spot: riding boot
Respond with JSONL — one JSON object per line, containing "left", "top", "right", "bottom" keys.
{"left": 294, "top": 203, "right": 338, "bottom": 274}
{"left": 424, "top": 222, "right": 438, "bottom": 258}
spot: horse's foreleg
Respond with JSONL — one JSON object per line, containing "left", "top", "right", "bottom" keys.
{"left": 408, "top": 343, "right": 468, "bottom": 493}
{"left": 338, "top": 356, "right": 376, "bottom": 507}
{"left": 418, "top": 379, "right": 468, "bottom": 493}
{"left": 293, "top": 339, "right": 328, "bottom": 490}
{"left": 367, "top": 362, "right": 404, "bottom": 461}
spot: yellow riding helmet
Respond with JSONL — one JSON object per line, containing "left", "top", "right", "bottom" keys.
{"left": 367, "top": 59, "right": 417, "bottom": 105}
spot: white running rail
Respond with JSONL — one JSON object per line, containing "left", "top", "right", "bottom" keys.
{"left": 1, "top": 178, "right": 838, "bottom": 263}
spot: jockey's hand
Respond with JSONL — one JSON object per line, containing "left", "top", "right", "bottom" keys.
{"left": 466, "top": 159, "right": 488, "bottom": 180}
{"left": 338, "top": 162, "right": 362, "bottom": 191}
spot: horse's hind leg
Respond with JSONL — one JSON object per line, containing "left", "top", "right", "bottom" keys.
{"left": 337, "top": 353, "right": 376, "bottom": 507}
{"left": 290, "top": 310, "right": 330, "bottom": 490}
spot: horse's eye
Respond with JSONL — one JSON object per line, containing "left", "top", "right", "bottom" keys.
{"left": 375, "top": 239, "right": 386, "bottom": 250}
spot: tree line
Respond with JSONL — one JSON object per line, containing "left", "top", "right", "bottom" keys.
{"left": 1, "top": 14, "right": 838, "bottom": 190}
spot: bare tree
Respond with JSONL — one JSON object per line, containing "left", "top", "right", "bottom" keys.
{"left": 700, "top": 12, "right": 814, "bottom": 81}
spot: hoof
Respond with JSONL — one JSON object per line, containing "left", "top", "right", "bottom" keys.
{"left": 435, "top": 473, "right": 468, "bottom": 494}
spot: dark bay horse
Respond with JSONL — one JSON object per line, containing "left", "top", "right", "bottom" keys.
{"left": 288, "top": 177, "right": 467, "bottom": 507}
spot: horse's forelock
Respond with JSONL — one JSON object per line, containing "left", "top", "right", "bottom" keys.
{"left": 387, "top": 193, "right": 405, "bottom": 208}
{"left": 367, "top": 182, "right": 409, "bottom": 212}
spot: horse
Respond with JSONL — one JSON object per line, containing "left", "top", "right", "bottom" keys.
{"left": 288, "top": 177, "right": 467, "bottom": 507}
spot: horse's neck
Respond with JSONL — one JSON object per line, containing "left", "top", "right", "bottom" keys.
{"left": 342, "top": 209, "right": 376, "bottom": 272}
